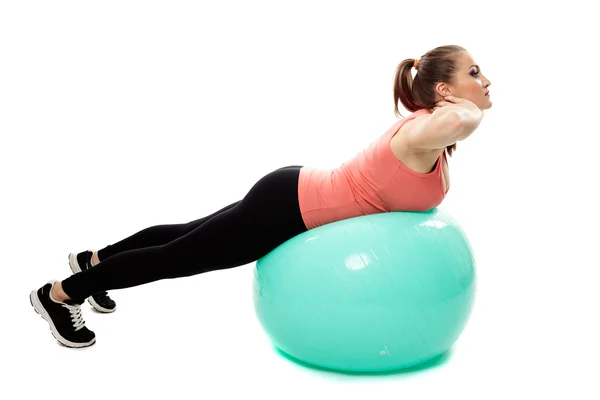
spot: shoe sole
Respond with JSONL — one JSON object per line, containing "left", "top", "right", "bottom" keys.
{"left": 68, "top": 253, "right": 116, "bottom": 313}
{"left": 29, "top": 289, "right": 96, "bottom": 348}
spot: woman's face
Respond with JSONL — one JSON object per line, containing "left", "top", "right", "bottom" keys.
{"left": 438, "top": 52, "right": 492, "bottom": 110}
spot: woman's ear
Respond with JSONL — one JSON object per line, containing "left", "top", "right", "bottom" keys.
{"left": 435, "top": 82, "right": 452, "bottom": 98}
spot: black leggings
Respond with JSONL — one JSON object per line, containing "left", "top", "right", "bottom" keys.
{"left": 61, "top": 166, "right": 308, "bottom": 303}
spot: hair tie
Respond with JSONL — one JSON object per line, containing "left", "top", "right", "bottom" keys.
{"left": 413, "top": 59, "right": 420, "bottom": 69}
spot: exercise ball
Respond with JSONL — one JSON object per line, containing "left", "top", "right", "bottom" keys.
{"left": 252, "top": 208, "right": 476, "bottom": 373}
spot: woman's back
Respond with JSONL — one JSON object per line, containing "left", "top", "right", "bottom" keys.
{"left": 297, "top": 109, "right": 449, "bottom": 230}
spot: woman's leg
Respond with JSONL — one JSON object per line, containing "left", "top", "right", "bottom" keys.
{"left": 94, "top": 166, "right": 301, "bottom": 264}
{"left": 60, "top": 166, "right": 307, "bottom": 303}
{"left": 71, "top": 200, "right": 241, "bottom": 313}
{"left": 75, "top": 165, "right": 303, "bottom": 312}
{"left": 95, "top": 201, "right": 241, "bottom": 264}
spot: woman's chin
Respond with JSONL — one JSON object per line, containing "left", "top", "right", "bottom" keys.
{"left": 480, "top": 98, "right": 492, "bottom": 110}
{"left": 485, "top": 95, "right": 492, "bottom": 108}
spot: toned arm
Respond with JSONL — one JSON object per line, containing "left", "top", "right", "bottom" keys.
{"left": 403, "top": 106, "right": 483, "bottom": 150}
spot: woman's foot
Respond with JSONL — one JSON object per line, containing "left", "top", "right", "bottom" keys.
{"left": 68, "top": 250, "right": 117, "bottom": 313}
{"left": 30, "top": 280, "right": 96, "bottom": 348}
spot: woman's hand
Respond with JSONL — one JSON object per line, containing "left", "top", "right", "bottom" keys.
{"left": 434, "top": 95, "right": 476, "bottom": 111}
{"left": 433, "top": 95, "right": 483, "bottom": 124}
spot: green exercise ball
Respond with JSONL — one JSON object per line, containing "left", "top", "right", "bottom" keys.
{"left": 252, "top": 208, "right": 476, "bottom": 373}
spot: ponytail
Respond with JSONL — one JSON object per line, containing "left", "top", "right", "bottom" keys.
{"left": 393, "top": 58, "right": 421, "bottom": 118}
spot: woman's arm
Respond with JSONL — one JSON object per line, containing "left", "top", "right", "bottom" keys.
{"left": 404, "top": 97, "right": 483, "bottom": 150}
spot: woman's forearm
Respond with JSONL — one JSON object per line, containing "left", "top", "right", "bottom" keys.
{"left": 433, "top": 104, "right": 483, "bottom": 141}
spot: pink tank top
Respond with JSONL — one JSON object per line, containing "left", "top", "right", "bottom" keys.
{"left": 297, "top": 109, "right": 449, "bottom": 230}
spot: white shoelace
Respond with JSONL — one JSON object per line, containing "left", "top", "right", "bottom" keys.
{"left": 62, "top": 303, "right": 85, "bottom": 331}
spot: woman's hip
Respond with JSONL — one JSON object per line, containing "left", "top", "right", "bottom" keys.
{"left": 240, "top": 165, "right": 306, "bottom": 234}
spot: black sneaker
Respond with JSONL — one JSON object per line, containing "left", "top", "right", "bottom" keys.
{"left": 68, "top": 250, "right": 116, "bottom": 313}
{"left": 30, "top": 280, "right": 96, "bottom": 348}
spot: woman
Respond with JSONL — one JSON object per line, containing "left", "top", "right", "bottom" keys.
{"left": 30, "top": 44, "right": 492, "bottom": 348}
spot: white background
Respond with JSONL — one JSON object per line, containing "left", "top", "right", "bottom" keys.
{"left": 1, "top": 1, "right": 599, "bottom": 399}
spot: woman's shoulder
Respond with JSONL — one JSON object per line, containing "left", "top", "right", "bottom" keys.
{"left": 410, "top": 108, "right": 433, "bottom": 116}
{"left": 389, "top": 109, "right": 445, "bottom": 170}
{"left": 398, "top": 108, "right": 432, "bottom": 127}
{"left": 396, "top": 108, "right": 433, "bottom": 135}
